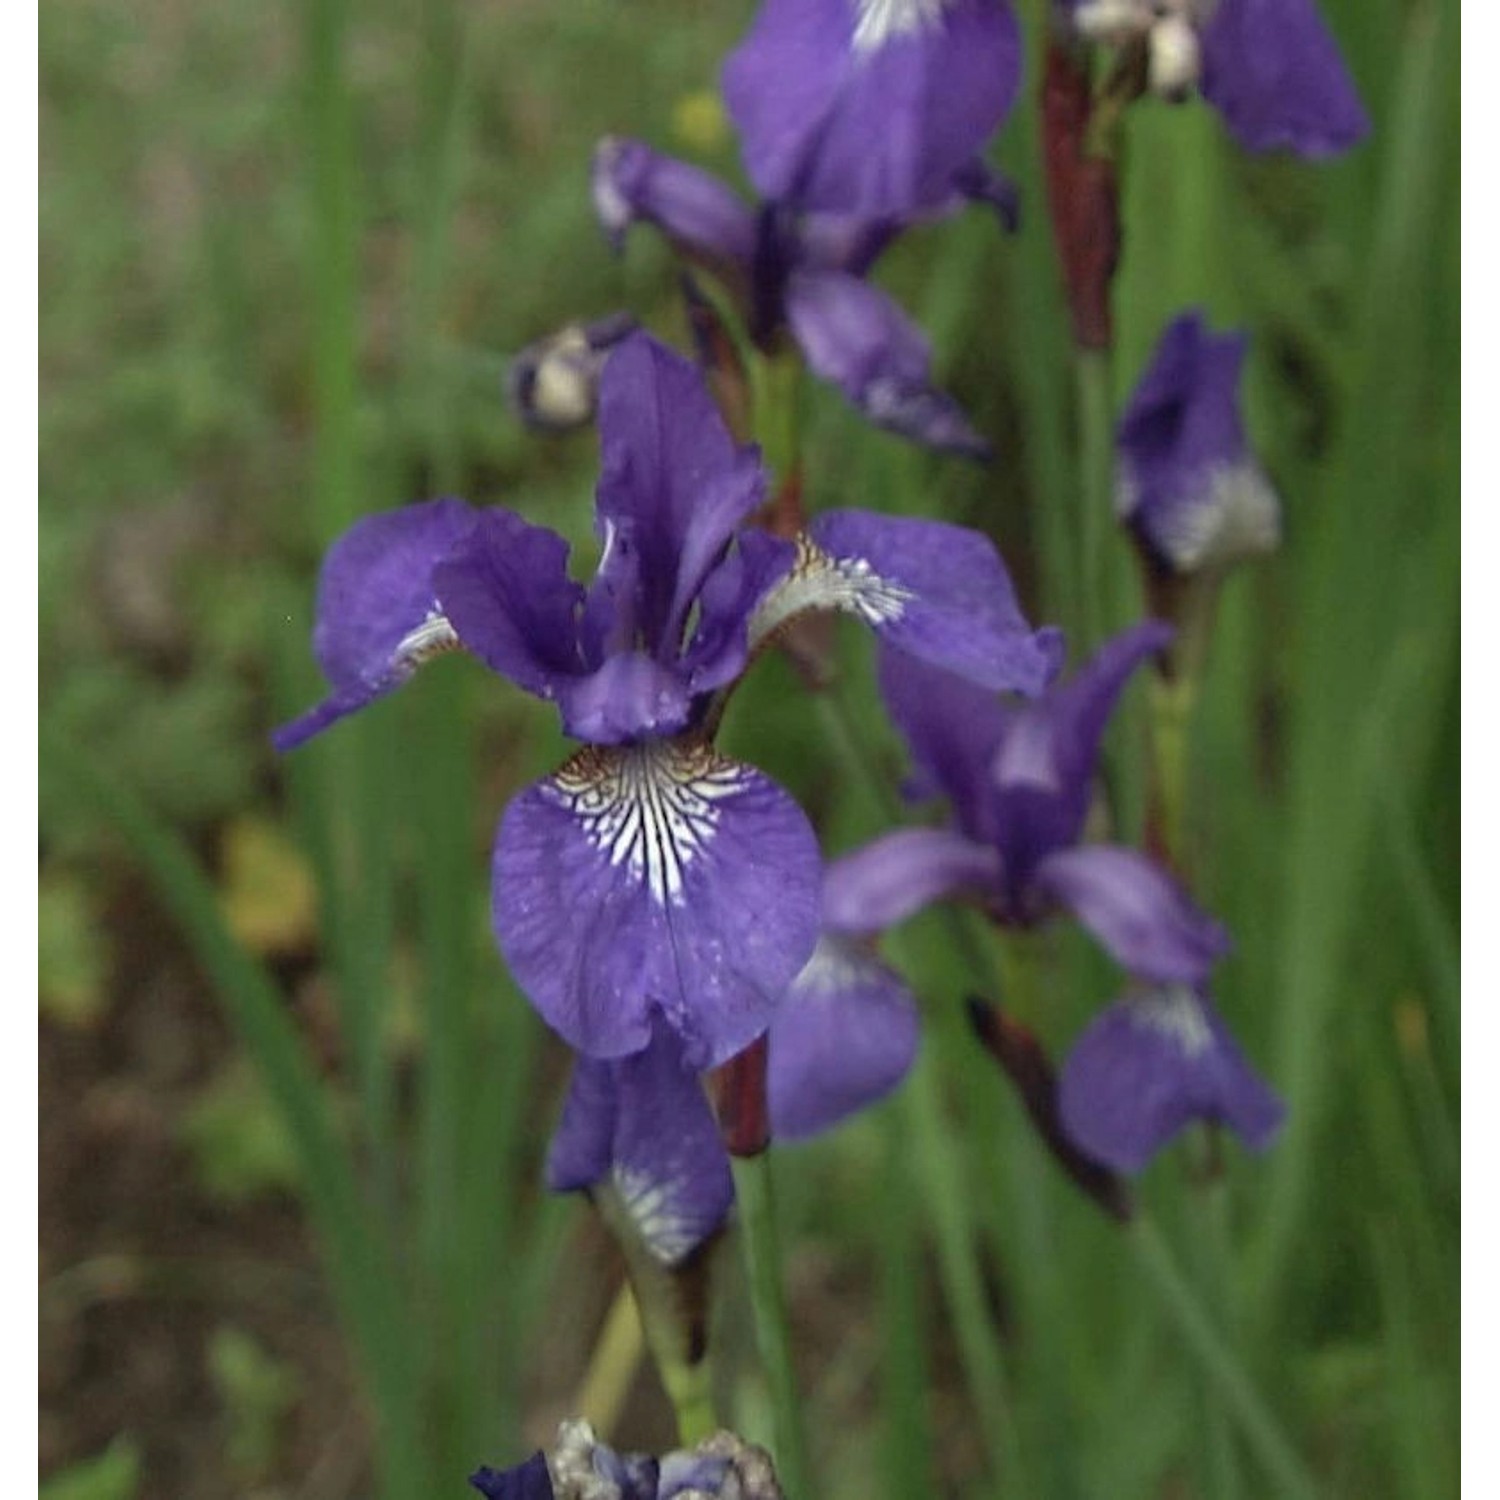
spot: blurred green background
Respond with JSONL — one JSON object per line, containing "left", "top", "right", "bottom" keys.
{"left": 39, "top": 1, "right": 1457, "bottom": 1497}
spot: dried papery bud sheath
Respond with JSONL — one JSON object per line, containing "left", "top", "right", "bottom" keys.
{"left": 710, "top": 1033, "right": 772, "bottom": 1158}
{"left": 507, "top": 314, "right": 639, "bottom": 433}
{"left": 1041, "top": 39, "right": 1120, "bottom": 350}
{"left": 966, "top": 995, "right": 1135, "bottom": 1220}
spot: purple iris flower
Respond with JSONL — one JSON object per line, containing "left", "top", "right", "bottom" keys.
{"left": 1065, "top": 0, "right": 1368, "bottom": 157}
{"left": 473, "top": 1422, "right": 747, "bottom": 1500}
{"left": 722, "top": 0, "right": 1023, "bottom": 216}
{"left": 871, "top": 621, "right": 1230, "bottom": 980}
{"left": 1117, "top": 310, "right": 1280, "bottom": 575}
{"left": 1057, "top": 982, "right": 1285, "bottom": 1171}
{"left": 275, "top": 333, "right": 1057, "bottom": 1067}
{"left": 593, "top": 136, "right": 1016, "bottom": 456}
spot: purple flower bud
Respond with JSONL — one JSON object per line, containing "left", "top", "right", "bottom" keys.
{"left": 1117, "top": 311, "right": 1281, "bottom": 576}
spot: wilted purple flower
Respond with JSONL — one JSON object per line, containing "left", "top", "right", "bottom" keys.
{"left": 872, "top": 621, "right": 1230, "bottom": 981}
{"left": 548, "top": 1023, "right": 736, "bottom": 1266}
{"left": 1057, "top": 983, "right": 1285, "bottom": 1171}
{"left": 1116, "top": 310, "right": 1280, "bottom": 575}
{"left": 507, "top": 313, "right": 638, "bottom": 433}
{"left": 276, "top": 333, "right": 1056, "bottom": 1067}
{"left": 1065, "top": 0, "right": 1368, "bottom": 156}
{"left": 723, "top": 0, "right": 1023, "bottom": 216}
{"left": 593, "top": 136, "right": 1016, "bottom": 456}
{"left": 473, "top": 1421, "right": 778, "bottom": 1500}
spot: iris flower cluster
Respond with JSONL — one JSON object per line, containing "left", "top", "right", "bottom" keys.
{"left": 279, "top": 0, "right": 1365, "bottom": 1358}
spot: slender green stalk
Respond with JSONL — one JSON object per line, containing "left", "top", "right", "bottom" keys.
{"left": 573, "top": 1284, "right": 645, "bottom": 1440}
{"left": 1127, "top": 1217, "right": 1317, "bottom": 1500}
{"left": 731, "top": 1153, "right": 813, "bottom": 1499}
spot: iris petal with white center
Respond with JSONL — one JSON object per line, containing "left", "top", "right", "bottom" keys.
{"left": 547, "top": 1025, "right": 734, "bottom": 1267}
{"left": 1058, "top": 985, "right": 1286, "bottom": 1172}
{"left": 748, "top": 510, "right": 1061, "bottom": 695}
{"left": 493, "top": 738, "right": 821, "bottom": 1067}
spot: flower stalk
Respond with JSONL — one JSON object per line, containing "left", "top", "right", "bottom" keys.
{"left": 731, "top": 1151, "right": 813, "bottom": 1499}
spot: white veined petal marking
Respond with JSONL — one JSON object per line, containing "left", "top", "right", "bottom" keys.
{"left": 393, "top": 609, "right": 461, "bottom": 672}
{"left": 1132, "top": 985, "right": 1214, "bottom": 1058}
{"left": 611, "top": 1164, "right": 701, "bottom": 1265}
{"left": 550, "top": 739, "right": 749, "bottom": 907}
{"left": 851, "top": 0, "right": 952, "bottom": 53}
{"left": 747, "top": 534, "right": 916, "bottom": 655}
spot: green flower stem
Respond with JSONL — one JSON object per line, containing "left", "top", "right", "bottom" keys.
{"left": 573, "top": 1283, "right": 645, "bottom": 1441}
{"left": 731, "top": 1152, "right": 813, "bottom": 1499}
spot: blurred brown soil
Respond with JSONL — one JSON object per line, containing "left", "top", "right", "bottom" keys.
{"left": 39, "top": 877, "right": 366, "bottom": 1498}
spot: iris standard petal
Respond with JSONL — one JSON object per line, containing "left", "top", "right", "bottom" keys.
{"left": 592, "top": 136, "right": 759, "bottom": 268}
{"left": 768, "top": 934, "right": 921, "bottom": 1140}
{"left": 430, "top": 507, "right": 586, "bottom": 700}
{"left": 1058, "top": 986, "right": 1286, "bottom": 1172}
{"left": 820, "top": 827, "right": 1000, "bottom": 935}
{"left": 548, "top": 1025, "right": 735, "bottom": 1266}
{"left": 877, "top": 645, "right": 1015, "bottom": 843}
{"left": 785, "top": 269, "right": 989, "bottom": 457}
{"left": 493, "top": 738, "right": 821, "bottom": 1068}
{"left": 594, "top": 336, "right": 768, "bottom": 653}
{"left": 1033, "top": 843, "right": 1230, "bottom": 983}
{"left": 273, "top": 498, "right": 478, "bottom": 751}
{"left": 993, "top": 620, "right": 1172, "bottom": 848}
{"left": 1198, "top": 0, "right": 1369, "bottom": 158}
{"left": 723, "top": 0, "right": 1022, "bottom": 217}
{"left": 1116, "top": 312, "right": 1280, "bottom": 573}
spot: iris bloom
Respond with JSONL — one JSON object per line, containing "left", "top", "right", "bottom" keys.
{"left": 1058, "top": 982, "right": 1285, "bottom": 1171}
{"left": 594, "top": 136, "right": 1015, "bottom": 456}
{"left": 870, "top": 621, "right": 1229, "bottom": 980}
{"left": 723, "top": 0, "right": 1023, "bottom": 216}
{"left": 472, "top": 1421, "right": 777, "bottom": 1500}
{"left": 276, "top": 333, "right": 1057, "bottom": 1068}
{"left": 1116, "top": 310, "right": 1280, "bottom": 576}
{"left": 1066, "top": 0, "right": 1368, "bottom": 157}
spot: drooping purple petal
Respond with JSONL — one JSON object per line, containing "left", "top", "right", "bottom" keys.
{"left": 1033, "top": 843, "right": 1230, "bottom": 983}
{"left": 820, "top": 827, "right": 1000, "bottom": 935}
{"left": 430, "top": 507, "right": 586, "bottom": 699}
{"left": 1117, "top": 312, "right": 1280, "bottom": 573}
{"left": 768, "top": 934, "right": 921, "bottom": 1140}
{"left": 1058, "top": 986, "right": 1286, "bottom": 1172}
{"left": 493, "top": 739, "right": 821, "bottom": 1068}
{"left": 1199, "top": 0, "right": 1370, "bottom": 159}
{"left": 785, "top": 269, "right": 989, "bottom": 457}
{"left": 594, "top": 336, "right": 768, "bottom": 656}
{"left": 470, "top": 1454, "right": 554, "bottom": 1500}
{"left": 789, "top": 509, "right": 1062, "bottom": 691}
{"left": 877, "top": 645, "right": 1015, "bottom": 843}
{"left": 592, "top": 137, "right": 758, "bottom": 269}
{"left": 723, "top": 0, "right": 1023, "bottom": 217}
{"left": 548, "top": 1025, "right": 735, "bottom": 1266}
{"left": 273, "top": 499, "right": 479, "bottom": 751}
